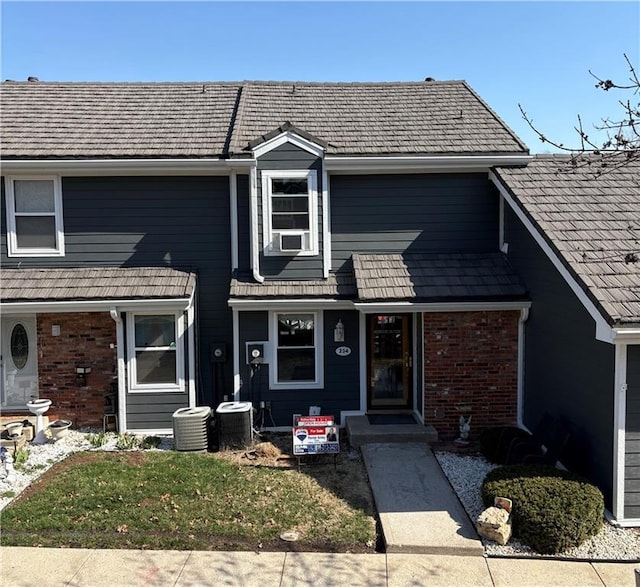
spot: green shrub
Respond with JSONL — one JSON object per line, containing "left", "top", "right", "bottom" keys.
{"left": 482, "top": 464, "right": 604, "bottom": 554}
{"left": 87, "top": 431, "right": 109, "bottom": 447}
{"left": 116, "top": 433, "right": 141, "bottom": 450}
{"left": 13, "top": 447, "right": 29, "bottom": 470}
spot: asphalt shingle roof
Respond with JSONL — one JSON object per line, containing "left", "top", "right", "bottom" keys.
{"left": 230, "top": 273, "right": 356, "bottom": 298}
{"left": 493, "top": 155, "right": 640, "bottom": 325}
{"left": 0, "top": 82, "right": 239, "bottom": 158}
{"left": 231, "top": 81, "right": 527, "bottom": 155}
{"left": 229, "top": 253, "right": 526, "bottom": 302}
{"left": 352, "top": 252, "right": 527, "bottom": 301}
{"left": 0, "top": 80, "right": 527, "bottom": 158}
{"left": 1, "top": 267, "right": 196, "bottom": 302}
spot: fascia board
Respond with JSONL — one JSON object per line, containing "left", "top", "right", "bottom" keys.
{"left": 0, "top": 159, "right": 239, "bottom": 176}
{"left": 1, "top": 298, "right": 191, "bottom": 313}
{"left": 325, "top": 155, "right": 532, "bottom": 173}
{"left": 352, "top": 300, "right": 531, "bottom": 313}
{"left": 490, "top": 170, "right": 614, "bottom": 343}
{"left": 252, "top": 132, "right": 325, "bottom": 159}
{"left": 228, "top": 298, "right": 353, "bottom": 310}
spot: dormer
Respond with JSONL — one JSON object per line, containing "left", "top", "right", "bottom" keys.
{"left": 249, "top": 124, "right": 327, "bottom": 279}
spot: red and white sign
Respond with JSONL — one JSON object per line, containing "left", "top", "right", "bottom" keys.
{"left": 295, "top": 415, "right": 334, "bottom": 427}
{"left": 292, "top": 415, "right": 339, "bottom": 455}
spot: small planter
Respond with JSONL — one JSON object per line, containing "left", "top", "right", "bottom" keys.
{"left": 5, "top": 421, "right": 24, "bottom": 438}
{"left": 48, "top": 419, "right": 72, "bottom": 440}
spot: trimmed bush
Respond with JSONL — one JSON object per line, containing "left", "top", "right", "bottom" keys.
{"left": 481, "top": 464, "right": 604, "bottom": 554}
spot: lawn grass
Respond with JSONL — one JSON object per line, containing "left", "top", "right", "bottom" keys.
{"left": 1, "top": 449, "right": 377, "bottom": 552}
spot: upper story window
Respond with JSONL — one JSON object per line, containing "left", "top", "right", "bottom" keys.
{"left": 127, "top": 312, "right": 185, "bottom": 393}
{"left": 262, "top": 170, "right": 318, "bottom": 256}
{"left": 5, "top": 176, "right": 65, "bottom": 257}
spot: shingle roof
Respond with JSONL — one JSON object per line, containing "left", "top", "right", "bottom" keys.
{"left": 1, "top": 267, "right": 196, "bottom": 302}
{"left": 0, "top": 82, "right": 239, "bottom": 158}
{"left": 232, "top": 81, "right": 527, "bottom": 156}
{"left": 352, "top": 253, "right": 527, "bottom": 301}
{"left": 493, "top": 155, "right": 640, "bottom": 325}
{"left": 0, "top": 80, "right": 527, "bottom": 158}
{"left": 230, "top": 273, "right": 356, "bottom": 298}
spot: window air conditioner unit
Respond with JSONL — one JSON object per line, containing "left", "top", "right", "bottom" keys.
{"left": 273, "top": 231, "right": 308, "bottom": 253}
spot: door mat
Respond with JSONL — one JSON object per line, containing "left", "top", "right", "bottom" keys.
{"left": 367, "top": 414, "right": 418, "bottom": 426}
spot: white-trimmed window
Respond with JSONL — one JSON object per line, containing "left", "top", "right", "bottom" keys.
{"left": 270, "top": 311, "right": 323, "bottom": 389}
{"left": 5, "top": 176, "right": 65, "bottom": 257}
{"left": 262, "top": 170, "right": 318, "bottom": 256}
{"left": 127, "top": 312, "right": 185, "bottom": 392}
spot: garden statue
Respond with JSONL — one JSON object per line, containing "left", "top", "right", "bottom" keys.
{"left": 456, "top": 415, "right": 472, "bottom": 445}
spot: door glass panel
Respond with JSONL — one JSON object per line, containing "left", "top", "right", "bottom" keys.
{"left": 369, "top": 315, "right": 411, "bottom": 407}
{"left": 10, "top": 324, "right": 29, "bottom": 370}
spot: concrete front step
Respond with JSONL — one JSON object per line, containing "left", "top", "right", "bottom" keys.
{"left": 346, "top": 415, "right": 438, "bottom": 448}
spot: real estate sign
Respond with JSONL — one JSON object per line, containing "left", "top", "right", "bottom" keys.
{"left": 292, "top": 415, "right": 340, "bottom": 455}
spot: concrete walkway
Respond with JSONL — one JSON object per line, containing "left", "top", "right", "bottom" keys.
{"left": 361, "top": 442, "right": 484, "bottom": 555}
{"left": 1, "top": 546, "right": 638, "bottom": 586}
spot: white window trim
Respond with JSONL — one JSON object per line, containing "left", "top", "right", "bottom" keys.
{"left": 5, "top": 175, "right": 65, "bottom": 257}
{"left": 269, "top": 310, "right": 324, "bottom": 390}
{"left": 261, "top": 169, "right": 319, "bottom": 257}
{"left": 126, "top": 311, "right": 186, "bottom": 393}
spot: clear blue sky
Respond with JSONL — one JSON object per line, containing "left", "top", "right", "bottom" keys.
{"left": 1, "top": 1, "right": 638, "bottom": 153}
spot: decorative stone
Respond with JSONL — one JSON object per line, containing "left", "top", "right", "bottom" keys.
{"left": 476, "top": 506, "right": 512, "bottom": 545}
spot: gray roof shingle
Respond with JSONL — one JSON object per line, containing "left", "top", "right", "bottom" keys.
{"left": 1, "top": 267, "right": 196, "bottom": 302}
{"left": 352, "top": 252, "right": 527, "bottom": 301}
{"left": 493, "top": 155, "right": 640, "bottom": 325}
{"left": 0, "top": 82, "right": 239, "bottom": 158}
{"left": 1, "top": 80, "right": 527, "bottom": 158}
{"left": 232, "top": 81, "right": 527, "bottom": 156}
{"left": 230, "top": 273, "right": 356, "bottom": 298}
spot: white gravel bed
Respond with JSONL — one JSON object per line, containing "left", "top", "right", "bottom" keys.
{"left": 435, "top": 451, "right": 640, "bottom": 561}
{"left": 0, "top": 430, "right": 172, "bottom": 512}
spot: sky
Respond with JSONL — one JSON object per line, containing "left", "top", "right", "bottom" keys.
{"left": 1, "top": 1, "right": 638, "bottom": 153}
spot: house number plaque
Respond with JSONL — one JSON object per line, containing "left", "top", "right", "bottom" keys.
{"left": 335, "top": 346, "right": 351, "bottom": 357}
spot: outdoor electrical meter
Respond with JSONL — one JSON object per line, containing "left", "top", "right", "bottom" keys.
{"left": 246, "top": 342, "right": 266, "bottom": 365}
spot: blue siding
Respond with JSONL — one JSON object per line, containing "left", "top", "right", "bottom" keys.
{"left": 626, "top": 345, "right": 640, "bottom": 518}
{"left": 330, "top": 173, "right": 500, "bottom": 271}
{"left": 256, "top": 143, "right": 324, "bottom": 279}
{"left": 1, "top": 176, "right": 234, "bottom": 415}
{"left": 238, "top": 309, "right": 360, "bottom": 425}
{"left": 504, "top": 204, "right": 615, "bottom": 504}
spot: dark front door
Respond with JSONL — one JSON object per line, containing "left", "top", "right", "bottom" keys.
{"left": 367, "top": 314, "right": 412, "bottom": 410}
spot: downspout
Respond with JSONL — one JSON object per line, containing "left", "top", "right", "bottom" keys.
{"left": 250, "top": 166, "right": 264, "bottom": 283}
{"left": 612, "top": 342, "right": 628, "bottom": 523}
{"left": 517, "top": 307, "right": 530, "bottom": 428}
{"left": 229, "top": 172, "right": 239, "bottom": 272}
{"left": 232, "top": 307, "right": 241, "bottom": 401}
{"left": 109, "top": 307, "right": 126, "bottom": 433}
{"left": 186, "top": 287, "right": 197, "bottom": 408}
{"left": 322, "top": 169, "right": 331, "bottom": 278}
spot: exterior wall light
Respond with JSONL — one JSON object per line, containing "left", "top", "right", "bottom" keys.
{"left": 334, "top": 319, "right": 344, "bottom": 342}
{"left": 76, "top": 366, "right": 92, "bottom": 385}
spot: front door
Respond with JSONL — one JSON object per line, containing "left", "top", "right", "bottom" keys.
{"left": 367, "top": 314, "right": 412, "bottom": 409}
{"left": 1, "top": 316, "right": 38, "bottom": 409}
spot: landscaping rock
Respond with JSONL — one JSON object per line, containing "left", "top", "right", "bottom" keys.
{"left": 476, "top": 506, "right": 512, "bottom": 545}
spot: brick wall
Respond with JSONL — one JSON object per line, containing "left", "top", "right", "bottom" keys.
{"left": 37, "top": 313, "right": 117, "bottom": 428}
{"left": 424, "top": 311, "right": 519, "bottom": 439}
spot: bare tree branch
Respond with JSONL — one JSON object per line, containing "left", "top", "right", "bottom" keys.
{"left": 520, "top": 53, "right": 640, "bottom": 174}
